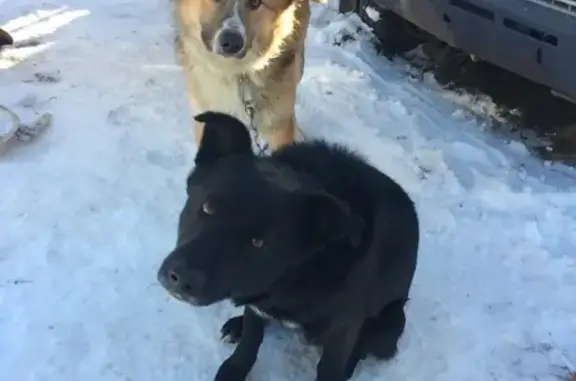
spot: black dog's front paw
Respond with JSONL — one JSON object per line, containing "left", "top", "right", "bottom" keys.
{"left": 215, "top": 358, "right": 249, "bottom": 381}
{"left": 220, "top": 316, "right": 243, "bottom": 343}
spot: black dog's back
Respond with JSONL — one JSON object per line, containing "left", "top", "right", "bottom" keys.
{"left": 272, "top": 138, "right": 419, "bottom": 294}
{"left": 271, "top": 139, "right": 419, "bottom": 359}
{"left": 271, "top": 139, "right": 417, "bottom": 231}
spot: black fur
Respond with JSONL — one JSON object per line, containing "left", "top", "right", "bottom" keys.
{"left": 0, "top": 28, "right": 14, "bottom": 47}
{"left": 158, "top": 111, "right": 419, "bottom": 381}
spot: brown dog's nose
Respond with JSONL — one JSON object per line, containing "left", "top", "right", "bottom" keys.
{"left": 218, "top": 29, "right": 244, "bottom": 57}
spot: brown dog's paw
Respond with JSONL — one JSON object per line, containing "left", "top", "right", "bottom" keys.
{"left": 220, "top": 316, "right": 243, "bottom": 343}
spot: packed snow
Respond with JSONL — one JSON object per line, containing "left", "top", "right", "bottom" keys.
{"left": 363, "top": 6, "right": 380, "bottom": 22}
{"left": 1, "top": 0, "right": 575, "bottom": 381}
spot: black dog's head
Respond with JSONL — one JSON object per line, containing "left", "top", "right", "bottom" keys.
{"left": 157, "top": 112, "right": 360, "bottom": 306}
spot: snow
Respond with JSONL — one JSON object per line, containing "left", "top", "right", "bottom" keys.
{"left": 1, "top": 0, "right": 576, "bottom": 381}
{"left": 364, "top": 6, "right": 380, "bottom": 22}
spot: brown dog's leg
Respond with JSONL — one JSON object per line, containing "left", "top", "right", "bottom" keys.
{"left": 194, "top": 120, "right": 205, "bottom": 146}
{"left": 294, "top": 121, "right": 305, "bottom": 142}
{"left": 187, "top": 98, "right": 206, "bottom": 147}
{"left": 260, "top": 46, "right": 305, "bottom": 151}
{"left": 174, "top": 35, "right": 208, "bottom": 148}
{"left": 266, "top": 116, "right": 296, "bottom": 151}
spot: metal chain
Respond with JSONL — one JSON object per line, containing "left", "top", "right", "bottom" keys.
{"left": 238, "top": 73, "right": 269, "bottom": 155}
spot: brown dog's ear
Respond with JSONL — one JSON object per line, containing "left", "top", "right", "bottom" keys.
{"left": 294, "top": 191, "right": 364, "bottom": 248}
{"left": 194, "top": 111, "right": 254, "bottom": 165}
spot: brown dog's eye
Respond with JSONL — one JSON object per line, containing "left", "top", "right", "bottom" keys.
{"left": 248, "top": 0, "right": 261, "bottom": 9}
{"left": 201, "top": 201, "right": 215, "bottom": 215}
{"left": 251, "top": 238, "right": 264, "bottom": 248}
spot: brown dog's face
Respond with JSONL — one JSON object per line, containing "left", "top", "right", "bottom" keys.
{"left": 190, "top": 0, "right": 296, "bottom": 59}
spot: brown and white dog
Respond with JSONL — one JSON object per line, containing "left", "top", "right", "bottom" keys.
{"left": 171, "top": 0, "right": 325, "bottom": 152}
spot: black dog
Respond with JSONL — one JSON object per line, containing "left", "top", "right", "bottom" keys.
{"left": 158, "top": 111, "right": 419, "bottom": 381}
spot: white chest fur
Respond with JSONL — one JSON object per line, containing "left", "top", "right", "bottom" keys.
{"left": 248, "top": 305, "right": 301, "bottom": 330}
{"left": 192, "top": 66, "right": 251, "bottom": 124}
{"left": 179, "top": 37, "right": 251, "bottom": 124}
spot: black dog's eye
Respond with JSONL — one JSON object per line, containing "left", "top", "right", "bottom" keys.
{"left": 251, "top": 238, "right": 264, "bottom": 248}
{"left": 201, "top": 201, "right": 215, "bottom": 215}
{"left": 248, "top": 0, "right": 261, "bottom": 10}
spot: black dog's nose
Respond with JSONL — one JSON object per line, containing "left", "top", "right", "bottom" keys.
{"left": 167, "top": 270, "right": 180, "bottom": 285}
{"left": 160, "top": 266, "right": 205, "bottom": 296}
{"left": 218, "top": 29, "right": 244, "bottom": 56}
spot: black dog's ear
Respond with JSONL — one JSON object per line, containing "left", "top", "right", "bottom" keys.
{"left": 294, "top": 192, "right": 364, "bottom": 248}
{"left": 194, "top": 111, "right": 253, "bottom": 165}
{"left": 0, "top": 28, "right": 14, "bottom": 47}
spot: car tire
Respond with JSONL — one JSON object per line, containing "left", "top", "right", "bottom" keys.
{"left": 362, "top": 6, "right": 421, "bottom": 55}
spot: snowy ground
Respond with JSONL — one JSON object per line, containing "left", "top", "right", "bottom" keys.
{"left": 1, "top": 0, "right": 576, "bottom": 380}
